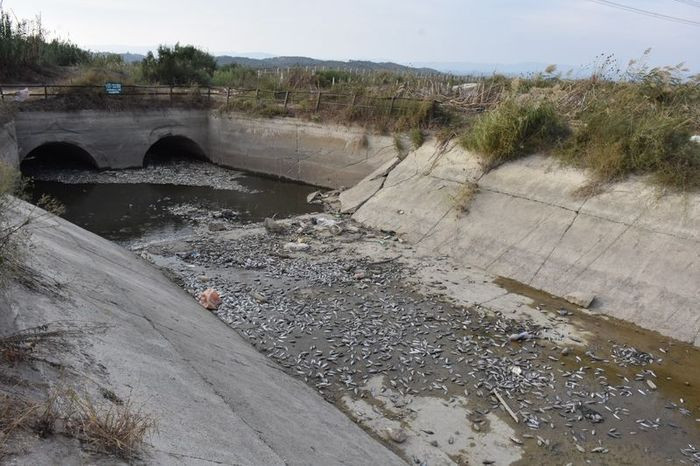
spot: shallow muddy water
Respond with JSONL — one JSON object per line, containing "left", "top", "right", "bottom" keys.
{"left": 28, "top": 169, "right": 320, "bottom": 243}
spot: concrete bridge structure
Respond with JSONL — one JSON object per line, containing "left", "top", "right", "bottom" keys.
{"left": 6, "top": 109, "right": 399, "bottom": 188}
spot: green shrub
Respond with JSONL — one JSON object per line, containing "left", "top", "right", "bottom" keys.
{"left": 409, "top": 128, "right": 424, "bottom": 149}
{"left": 141, "top": 44, "right": 216, "bottom": 86}
{"left": 0, "top": 7, "right": 90, "bottom": 80}
{"left": 212, "top": 64, "right": 259, "bottom": 88}
{"left": 559, "top": 92, "right": 700, "bottom": 189}
{"left": 460, "top": 98, "right": 568, "bottom": 169}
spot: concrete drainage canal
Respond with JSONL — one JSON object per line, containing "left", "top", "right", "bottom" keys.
{"left": 23, "top": 145, "right": 700, "bottom": 465}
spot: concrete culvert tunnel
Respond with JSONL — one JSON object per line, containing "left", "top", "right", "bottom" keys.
{"left": 143, "top": 135, "right": 208, "bottom": 167}
{"left": 21, "top": 142, "right": 98, "bottom": 175}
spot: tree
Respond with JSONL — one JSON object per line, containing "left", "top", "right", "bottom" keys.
{"left": 141, "top": 43, "right": 216, "bottom": 86}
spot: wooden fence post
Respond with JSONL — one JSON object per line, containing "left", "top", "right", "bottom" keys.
{"left": 349, "top": 93, "right": 356, "bottom": 111}
{"left": 226, "top": 87, "right": 231, "bottom": 106}
{"left": 44, "top": 85, "right": 48, "bottom": 100}
{"left": 0, "top": 86, "right": 3, "bottom": 102}
{"left": 283, "top": 91, "right": 289, "bottom": 110}
{"left": 169, "top": 86, "right": 173, "bottom": 103}
{"left": 255, "top": 88, "right": 260, "bottom": 101}
{"left": 389, "top": 96, "right": 395, "bottom": 114}
{"left": 315, "top": 91, "right": 322, "bottom": 112}
{"left": 207, "top": 87, "right": 211, "bottom": 102}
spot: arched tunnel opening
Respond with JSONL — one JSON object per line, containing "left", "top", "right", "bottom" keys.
{"left": 143, "top": 136, "right": 208, "bottom": 167}
{"left": 21, "top": 142, "right": 98, "bottom": 176}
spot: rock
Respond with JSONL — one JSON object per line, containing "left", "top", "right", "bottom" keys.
{"left": 306, "top": 191, "right": 321, "bottom": 203}
{"left": 386, "top": 428, "right": 407, "bottom": 443}
{"left": 219, "top": 209, "right": 238, "bottom": 220}
{"left": 430, "top": 440, "right": 439, "bottom": 447}
{"left": 198, "top": 288, "right": 222, "bottom": 310}
{"left": 263, "top": 218, "right": 285, "bottom": 234}
{"left": 561, "top": 347, "right": 570, "bottom": 356}
{"left": 283, "top": 242, "right": 311, "bottom": 252}
{"left": 691, "top": 135, "right": 700, "bottom": 144}
{"left": 353, "top": 270, "right": 367, "bottom": 280}
{"left": 646, "top": 379, "right": 657, "bottom": 390}
{"left": 564, "top": 292, "right": 596, "bottom": 309}
{"left": 208, "top": 222, "right": 227, "bottom": 232}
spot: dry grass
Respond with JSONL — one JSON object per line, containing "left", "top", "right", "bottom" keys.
{"left": 0, "top": 322, "right": 108, "bottom": 366}
{"left": 0, "top": 394, "right": 39, "bottom": 457}
{"left": 66, "top": 391, "right": 157, "bottom": 459}
{"left": 0, "top": 389, "right": 156, "bottom": 461}
{"left": 452, "top": 181, "right": 479, "bottom": 214}
{"left": 410, "top": 128, "right": 425, "bottom": 149}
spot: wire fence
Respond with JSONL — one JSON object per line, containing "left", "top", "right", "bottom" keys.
{"left": 0, "top": 83, "right": 450, "bottom": 115}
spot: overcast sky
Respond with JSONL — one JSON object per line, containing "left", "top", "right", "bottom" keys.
{"left": 5, "top": 0, "right": 700, "bottom": 71}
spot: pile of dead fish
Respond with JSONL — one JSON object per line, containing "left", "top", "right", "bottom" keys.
{"left": 155, "top": 219, "right": 697, "bottom": 464}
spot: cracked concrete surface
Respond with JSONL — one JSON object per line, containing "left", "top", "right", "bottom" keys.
{"left": 2, "top": 200, "right": 404, "bottom": 465}
{"left": 352, "top": 139, "right": 700, "bottom": 346}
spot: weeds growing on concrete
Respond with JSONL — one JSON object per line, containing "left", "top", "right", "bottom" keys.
{"left": 67, "top": 392, "right": 157, "bottom": 459}
{"left": 0, "top": 389, "right": 156, "bottom": 461}
{"left": 460, "top": 98, "right": 568, "bottom": 170}
{"left": 410, "top": 128, "right": 425, "bottom": 149}
{"left": 452, "top": 181, "right": 479, "bottom": 214}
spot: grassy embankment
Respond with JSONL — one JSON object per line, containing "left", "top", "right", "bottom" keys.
{"left": 461, "top": 57, "right": 700, "bottom": 191}
{"left": 1, "top": 6, "right": 698, "bottom": 190}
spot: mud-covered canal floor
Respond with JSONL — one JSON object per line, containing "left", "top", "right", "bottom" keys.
{"left": 131, "top": 203, "right": 700, "bottom": 465}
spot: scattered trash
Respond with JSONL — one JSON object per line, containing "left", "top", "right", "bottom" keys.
{"left": 198, "top": 288, "right": 222, "bottom": 310}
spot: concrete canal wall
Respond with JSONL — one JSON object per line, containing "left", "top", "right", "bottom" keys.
{"left": 0, "top": 121, "right": 18, "bottom": 167}
{"left": 5, "top": 109, "right": 699, "bottom": 345}
{"left": 345, "top": 140, "right": 700, "bottom": 346}
{"left": 11, "top": 110, "right": 398, "bottom": 188}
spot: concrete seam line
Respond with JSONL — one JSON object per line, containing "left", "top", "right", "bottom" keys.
{"left": 416, "top": 206, "right": 455, "bottom": 246}
{"left": 472, "top": 184, "right": 696, "bottom": 242}
{"left": 136, "top": 314, "right": 284, "bottom": 463}
{"left": 527, "top": 209, "right": 580, "bottom": 285}
{"left": 483, "top": 215, "right": 550, "bottom": 271}
{"left": 559, "top": 208, "right": 647, "bottom": 291}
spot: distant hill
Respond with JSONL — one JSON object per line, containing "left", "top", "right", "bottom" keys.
{"left": 215, "top": 55, "right": 440, "bottom": 74}
{"left": 120, "top": 53, "right": 146, "bottom": 63}
{"left": 116, "top": 52, "right": 440, "bottom": 74}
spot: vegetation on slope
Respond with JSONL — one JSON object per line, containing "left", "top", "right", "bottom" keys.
{"left": 0, "top": 8, "right": 89, "bottom": 81}
{"left": 2, "top": 7, "right": 699, "bottom": 191}
{"left": 458, "top": 56, "right": 700, "bottom": 190}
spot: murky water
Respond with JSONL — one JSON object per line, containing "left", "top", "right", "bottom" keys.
{"left": 28, "top": 174, "right": 321, "bottom": 244}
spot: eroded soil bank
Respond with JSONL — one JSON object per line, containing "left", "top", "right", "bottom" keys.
{"left": 25, "top": 162, "right": 700, "bottom": 465}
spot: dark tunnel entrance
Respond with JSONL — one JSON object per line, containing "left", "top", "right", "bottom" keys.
{"left": 21, "top": 142, "right": 98, "bottom": 175}
{"left": 143, "top": 136, "right": 208, "bottom": 167}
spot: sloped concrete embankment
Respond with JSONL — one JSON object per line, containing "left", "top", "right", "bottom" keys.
{"left": 343, "top": 140, "right": 700, "bottom": 346}
{"left": 0, "top": 120, "right": 18, "bottom": 167}
{"left": 2, "top": 200, "right": 404, "bottom": 465}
